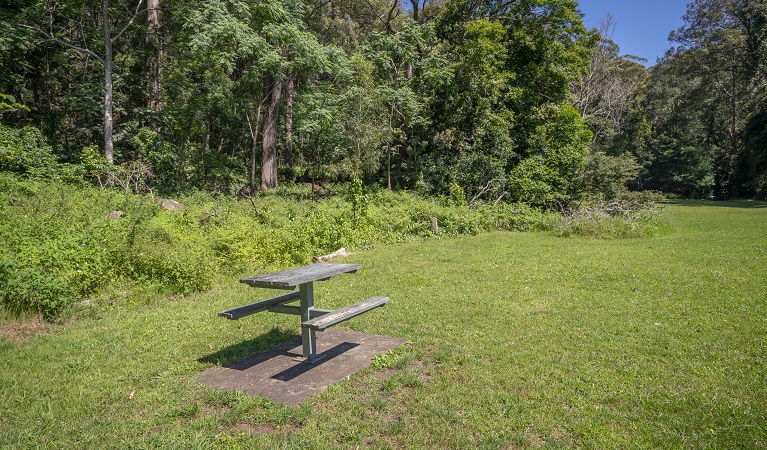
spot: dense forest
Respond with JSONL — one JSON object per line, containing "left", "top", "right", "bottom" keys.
{"left": 3, "top": 0, "right": 765, "bottom": 203}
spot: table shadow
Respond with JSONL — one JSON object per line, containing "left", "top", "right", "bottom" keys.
{"left": 198, "top": 327, "right": 297, "bottom": 367}
{"left": 271, "top": 342, "right": 360, "bottom": 382}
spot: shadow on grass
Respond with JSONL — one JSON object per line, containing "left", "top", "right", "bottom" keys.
{"left": 669, "top": 199, "right": 767, "bottom": 209}
{"left": 198, "top": 327, "right": 298, "bottom": 367}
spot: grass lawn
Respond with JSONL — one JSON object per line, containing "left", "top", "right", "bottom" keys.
{"left": 1, "top": 200, "right": 766, "bottom": 449}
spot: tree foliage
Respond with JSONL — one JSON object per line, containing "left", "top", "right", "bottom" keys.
{"left": 570, "top": 1, "right": 767, "bottom": 200}
{"left": 645, "top": 0, "right": 767, "bottom": 198}
{"left": 10, "top": 0, "right": 764, "bottom": 204}
{"left": 1, "top": 0, "right": 600, "bottom": 205}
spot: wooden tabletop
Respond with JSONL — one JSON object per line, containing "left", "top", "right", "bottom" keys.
{"left": 240, "top": 263, "right": 360, "bottom": 289}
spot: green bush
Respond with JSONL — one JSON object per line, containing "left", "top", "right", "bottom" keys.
{"left": 448, "top": 183, "right": 466, "bottom": 206}
{"left": 0, "top": 174, "right": 157, "bottom": 317}
{"left": 0, "top": 260, "right": 74, "bottom": 320}
{"left": 581, "top": 152, "right": 642, "bottom": 200}
{"left": 0, "top": 175, "right": 565, "bottom": 320}
{"left": 0, "top": 124, "right": 59, "bottom": 179}
{"left": 124, "top": 213, "right": 217, "bottom": 293}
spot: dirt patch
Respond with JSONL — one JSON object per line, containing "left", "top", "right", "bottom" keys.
{"left": 371, "top": 367, "right": 397, "bottom": 381}
{"left": 410, "top": 359, "right": 435, "bottom": 381}
{"left": 0, "top": 315, "right": 50, "bottom": 341}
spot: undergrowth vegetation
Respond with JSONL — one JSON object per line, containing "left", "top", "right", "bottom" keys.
{"left": 554, "top": 192, "right": 670, "bottom": 238}
{"left": 0, "top": 173, "right": 566, "bottom": 319}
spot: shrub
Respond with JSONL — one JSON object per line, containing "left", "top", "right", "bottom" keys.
{"left": 0, "top": 175, "right": 160, "bottom": 318}
{"left": 0, "top": 124, "right": 59, "bottom": 179}
{"left": 0, "top": 176, "right": 564, "bottom": 320}
{"left": 346, "top": 178, "right": 369, "bottom": 221}
{"left": 478, "top": 202, "right": 557, "bottom": 232}
{"left": 123, "top": 209, "right": 216, "bottom": 293}
{"left": 449, "top": 183, "right": 466, "bottom": 206}
{"left": 0, "top": 260, "right": 75, "bottom": 320}
{"left": 581, "top": 152, "right": 642, "bottom": 200}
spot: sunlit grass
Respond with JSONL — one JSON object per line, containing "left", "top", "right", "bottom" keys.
{"left": 1, "top": 200, "right": 766, "bottom": 448}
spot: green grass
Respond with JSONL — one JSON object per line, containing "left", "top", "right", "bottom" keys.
{"left": 1, "top": 200, "right": 766, "bottom": 448}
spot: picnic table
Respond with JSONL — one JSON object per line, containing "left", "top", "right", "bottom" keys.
{"left": 219, "top": 263, "right": 389, "bottom": 362}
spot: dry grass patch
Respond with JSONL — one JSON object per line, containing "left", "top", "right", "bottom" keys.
{"left": 0, "top": 315, "right": 51, "bottom": 341}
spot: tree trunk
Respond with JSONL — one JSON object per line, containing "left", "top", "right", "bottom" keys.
{"left": 146, "top": 0, "right": 161, "bottom": 134}
{"left": 246, "top": 105, "right": 262, "bottom": 194}
{"left": 284, "top": 75, "right": 295, "bottom": 168}
{"left": 387, "top": 102, "right": 394, "bottom": 190}
{"left": 103, "top": 0, "right": 114, "bottom": 164}
{"left": 410, "top": 0, "right": 419, "bottom": 23}
{"left": 260, "top": 75, "right": 283, "bottom": 190}
{"left": 387, "top": 145, "right": 392, "bottom": 190}
{"left": 730, "top": 64, "right": 738, "bottom": 158}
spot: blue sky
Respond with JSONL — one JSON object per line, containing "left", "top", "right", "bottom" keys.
{"left": 576, "top": 1, "right": 690, "bottom": 66}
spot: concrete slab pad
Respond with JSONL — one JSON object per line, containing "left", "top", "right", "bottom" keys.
{"left": 196, "top": 329, "right": 407, "bottom": 405}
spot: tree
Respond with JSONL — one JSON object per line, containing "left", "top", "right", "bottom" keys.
{"left": 260, "top": 73, "right": 283, "bottom": 190}
{"left": 0, "top": 2, "right": 33, "bottom": 113}
{"left": 259, "top": 19, "right": 350, "bottom": 190}
{"left": 572, "top": 14, "right": 647, "bottom": 150}
{"left": 406, "top": 0, "right": 442, "bottom": 24}
{"left": 294, "top": 54, "right": 390, "bottom": 185}
{"left": 423, "top": 0, "right": 594, "bottom": 205}
{"left": 173, "top": 0, "right": 350, "bottom": 191}
{"left": 364, "top": 20, "right": 430, "bottom": 189}
{"left": 2, "top": 0, "right": 609, "bottom": 204}
{"left": 145, "top": 0, "right": 161, "bottom": 131}
{"left": 665, "top": 0, "right": 767, "bottom": 197}
{"left": 303, "top": 0, "right": 400, "bottom": 51}
{"left": 22, "top": 0, "right": 146, "bottom": 163}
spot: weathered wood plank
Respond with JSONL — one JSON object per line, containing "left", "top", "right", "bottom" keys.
{"left": 218, "top": 290, "right": 300, "bottom": 320}
{"left": 301, "top": 296, "right": 389, "bottom": 331}
{"left": 240, "top": 263, "right": 360, "bottom": 289}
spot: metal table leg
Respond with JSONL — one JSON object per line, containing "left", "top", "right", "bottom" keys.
{"left": 299, "top": 282, "right": 317, "bottom": 360}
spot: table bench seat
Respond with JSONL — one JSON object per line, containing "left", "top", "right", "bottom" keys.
{"left": 302, "top": 296, "right": 390, "bottom": 331}
{"left": 218, "top": 290, "right": 300, "bottom": 320}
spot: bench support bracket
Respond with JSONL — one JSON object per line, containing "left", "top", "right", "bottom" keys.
{"left": 268, "top": 304, "right": 332, "bottom": 318}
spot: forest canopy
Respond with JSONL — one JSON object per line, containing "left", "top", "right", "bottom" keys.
{"left": 2, "top": 0, "right": 767, "bottom": 201}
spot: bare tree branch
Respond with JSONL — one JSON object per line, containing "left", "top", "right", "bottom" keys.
{"left": 468, "top": 178, "right": 500, "bottom": 206}
{"left": 363, "top": 0, "right": 398, "bottom": 34}
{"left": 112, "top": 0, "right": 147, "bottom": 43}
{"left": 18, "top": 23, "right": 105, "bottom": 64}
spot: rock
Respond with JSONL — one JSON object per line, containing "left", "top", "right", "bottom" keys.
{"left": 158, "top": 198, "right": 184, "bottom": 212}
{"left": 107, "top": 210, "right": 123, "bottom": 219}
{"left": 312, "top": 248, "right": 349, "bottom": 263}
